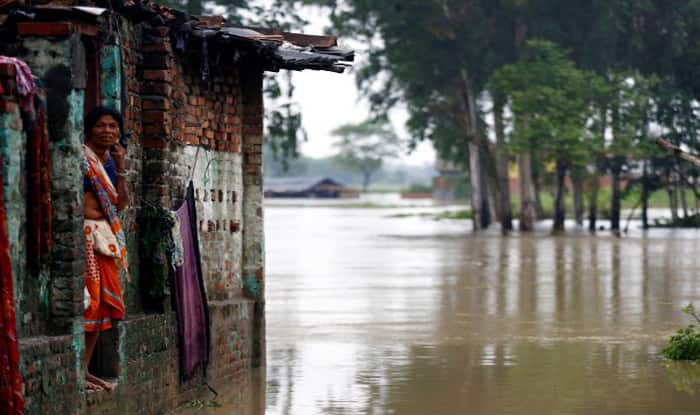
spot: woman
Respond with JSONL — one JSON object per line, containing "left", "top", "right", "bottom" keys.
{"left": 82, "top": 107, "right": 130, "bottom": 391}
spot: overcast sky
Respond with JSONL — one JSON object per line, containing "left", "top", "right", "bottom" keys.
{"left": 285, "top": 7, "right": 436, "bottom": 166}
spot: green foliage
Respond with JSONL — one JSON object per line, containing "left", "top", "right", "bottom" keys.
{"left": 331, "top": 119, "right": 403, "bottom": 190}
{"left": 183, "top": 399, "right": 223, "bottom": 409}
{"left": 488, "top": 40, "right": 600, "bottom": 169}
{"left": 663, "top": 304, "right": 700, "bottom": 361}
{"left": 265, "top": 73, "right": 307, "bottom": 170}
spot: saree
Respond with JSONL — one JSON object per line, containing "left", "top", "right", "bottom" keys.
{"left": 82, "top": 145, "right": 127, "bottom": 332}
{"left": 0, "top": 154, "right": 25, "bottom": 414}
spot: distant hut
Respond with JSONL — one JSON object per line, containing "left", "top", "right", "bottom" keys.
{"left": 264, "top": 177, "right": 359, "bottom": 198}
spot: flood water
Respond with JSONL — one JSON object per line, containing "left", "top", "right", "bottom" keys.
{"left": 198, "top": 196, "right": 700, "bottom": 414}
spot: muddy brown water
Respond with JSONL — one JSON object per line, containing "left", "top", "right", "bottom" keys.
{"left": 190, "top": 199, "right": 700, "bottom": 414}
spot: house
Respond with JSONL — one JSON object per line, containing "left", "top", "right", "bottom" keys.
{"left": 0, "top": 2, "right": 352, "bottom": 414}
{"left": 264, "top": 176, "right": 358, "bottom": 198}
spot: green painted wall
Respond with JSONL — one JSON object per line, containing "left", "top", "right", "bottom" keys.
{"left": 101, "top": 42, "right": 122, "bottom": 110}
{"left": 0, "top": 106, "right": 27, "bottom": 331}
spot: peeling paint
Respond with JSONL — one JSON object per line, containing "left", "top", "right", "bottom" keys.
{"left": 0, "top": 108, "right": 27, "bottom": 330}
{"left": 101, "top": 43, "right": 122, "bottom": 109}
{"left": 243, "top": 274, "right": 261, "bottom": 300}
{"left": 72, "top": 322, "right": 86, "bottom": 391}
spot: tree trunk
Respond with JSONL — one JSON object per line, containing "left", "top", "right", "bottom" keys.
{"left": 680, "top": 180, "right": 689, "bottom": 218}
{"left": 610, "top": 167, "right": 621, "bottom": 235}
{"left": 588, "top": 173, "right": 600, "bottom": 233}
{"left": 553, "top": 160, "right": 567, "bottom": 232}
{"left": 589, "top": 105, "right": 607, "bottom": 233}
{"left": 609, "top": 99, "right": 622, "bottom": 236}
{"left": 493, "top": 98, "right": 513, "bottom": 231}
{"left": 362, "top": 171, "right": 371, "bottom": 192}
{"left": 668, "top": 176, "right": 679, "bottom": 225}
{"left": 459, "top": 70, "right": 489, "bottom": 230}
{"left": 532, "top": 160, "right": 545, "bottom": 218}
{"left": 518, "top": 151, "right": 537, "bottom": 231}
{"left": 641, "top": 161, "right": 650, "bottom": 230}
{"left": 572, "top": 173, "right": 585, "bottom": 226}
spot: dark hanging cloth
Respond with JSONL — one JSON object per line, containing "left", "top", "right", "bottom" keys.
{"left": 26, "top": 102, "right": 52, "bottom": 266}
{"left": 0, "top": 154, "right": 25, "bottom": 415}
{"left": 174, "top": 182, "right": 210, "bottom": 381}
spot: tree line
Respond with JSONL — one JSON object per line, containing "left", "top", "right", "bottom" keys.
{"left": 296, "top": 0, "right": 700, "bottom": 233}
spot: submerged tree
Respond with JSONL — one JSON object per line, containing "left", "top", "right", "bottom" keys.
{"left": 489, "top": 40, "right": 601, "bottom": 232}
{"left": 331, "top": 120, "right": 402, "bottom": 191}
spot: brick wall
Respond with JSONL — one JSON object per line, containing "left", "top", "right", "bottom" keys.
{"left": 2, "top": 16, "right": 266, "bottom": 414}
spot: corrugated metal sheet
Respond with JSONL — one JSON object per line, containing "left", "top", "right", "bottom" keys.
{"left": 0, "top": 2, "right": 354, "bottom": 73}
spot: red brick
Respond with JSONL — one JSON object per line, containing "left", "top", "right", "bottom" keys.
{"left": 17, "top": 22, "right": 73, "bottom": 37}
{"left": 0, "top": 99, "right": 19, "bottom": 113}
{"left": 143, "top": 139, "right": 167, "bottom": 149}
{"left": 1, "top": 79, "right": 16, "bottom": 95}
{"left": 143, "top": 124, "right": 171, "bottom": 136}
{"left": 0, "top": 63, "right": 16, "bottom": 77}
{"left": 142, "top": 42, "right": 171, "bottom": 53}
{"left": 142, "top": 111, "right": 170, "bottom": 124}
{"left": 141, "top": 83, "right": 172, "bottom": 96}
{"left": 244, "top": 133, "right": 263, "bottom": 144}
{"left": 145, "top": 26, "right": 171, "bottom": 37}
{"left": 143, "top": 54, "right": 173, "bottom": 69}
{"left": 142, "top": 97, "right": 170, "bottom": 110}
{"left": 143, "top": 70, "right": 172, "bottom": 82}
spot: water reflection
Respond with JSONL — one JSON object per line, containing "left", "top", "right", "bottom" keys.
{"left": 258, "top": 204, "right": 700, "bottom": 414}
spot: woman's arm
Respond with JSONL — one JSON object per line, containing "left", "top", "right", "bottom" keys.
{"left": 111, "top": 144, "right": 130, "bottom": 212}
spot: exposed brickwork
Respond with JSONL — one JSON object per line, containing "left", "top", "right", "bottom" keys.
{"left": 4, "top": 15, "right": 266, "bottom": 414}
{"left": 18, "top": 335, "right": 82, "bottom": 415}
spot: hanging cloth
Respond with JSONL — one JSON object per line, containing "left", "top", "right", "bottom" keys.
{"left": 174, "top": 182, "right": 210, "bottom": 381}
{"left": 26, "top": 102, "right": 51, "bottom": 266}
{"left": 0, "top": 154, "right": 25, "bottom": 415}
{"left": 0, "top": 56, "right": 37, "bottom": 112}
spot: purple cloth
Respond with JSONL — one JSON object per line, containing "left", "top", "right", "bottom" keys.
{"left": 174, "top": 186, "right": 209, "bottom": 380}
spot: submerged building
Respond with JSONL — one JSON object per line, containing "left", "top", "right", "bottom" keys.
{"left": 264, "top": 176, "right": 358, "bottom": 198}
{"left": 0, "top": 2, "right": 352, "bottom": 413}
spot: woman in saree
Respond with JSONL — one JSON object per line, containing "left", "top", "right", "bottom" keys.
{"left": 82, "top": 107, "right": 130, "bottom": 391}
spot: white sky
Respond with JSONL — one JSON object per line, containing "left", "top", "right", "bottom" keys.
{"left": 286, "top": 7, "right": 436, "bottom": 166}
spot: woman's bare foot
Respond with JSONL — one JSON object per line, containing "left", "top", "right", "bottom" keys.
{"left": 85, "top": 379, "right": 104, "bottom": 392}
{"left": 87, "top": 372, "right": 118, "bottom": 391}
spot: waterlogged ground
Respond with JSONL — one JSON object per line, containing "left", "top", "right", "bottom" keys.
{"left": 187, "top": 195, "right": 700, "bottom": 414}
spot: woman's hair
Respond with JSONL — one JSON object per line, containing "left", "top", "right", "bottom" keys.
{"left": 84, "top": 106, "right": 124, "bottom": 140}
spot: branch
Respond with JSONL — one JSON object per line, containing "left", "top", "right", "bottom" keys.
{"left": 656, "top": 138, "right": 700, "bottom": 167}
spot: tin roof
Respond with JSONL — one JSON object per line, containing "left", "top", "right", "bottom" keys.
{"left": 0, "top": 2, "right": 354, "bottom": 73}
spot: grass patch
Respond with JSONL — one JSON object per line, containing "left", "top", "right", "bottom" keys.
{"left": 386, "top": 209, "right": 473, "bottom": 220}
{"left": 508, "top": 188, "right": 697, "bottom": 219}
{"left": 386, "top": 212, "right": 435, "bottom": 218}
{"left": 435, "top": 210, "right": 473, "bottom": 220}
